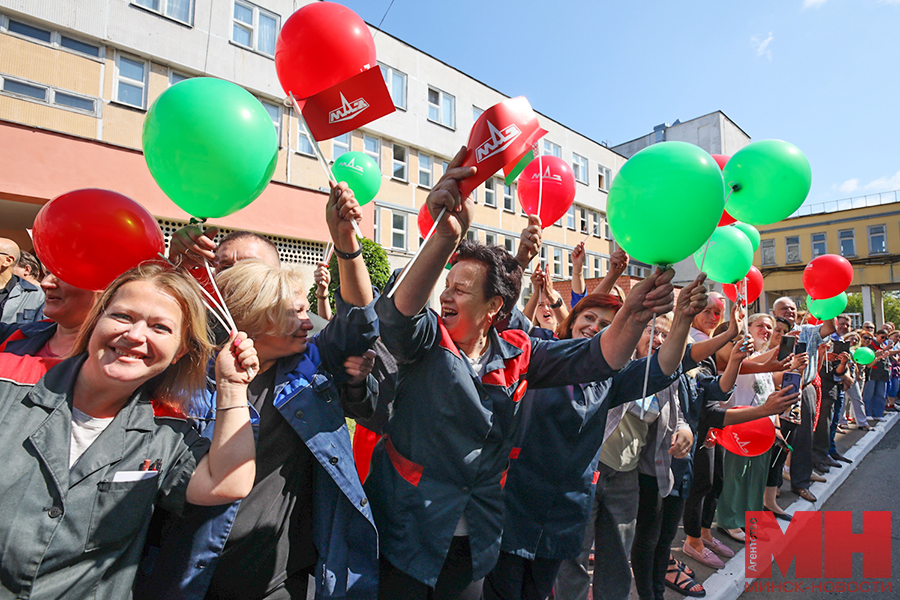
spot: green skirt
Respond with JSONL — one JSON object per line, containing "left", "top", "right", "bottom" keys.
{"left": 716, "top": 450, "right": 768, "bottom": 530}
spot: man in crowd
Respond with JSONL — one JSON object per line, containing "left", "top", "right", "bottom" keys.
{"left": 12, "top": 251, "right": 42, "bottom": 286}
{"left": 771, "top": 296, "right": 836, "bottom": 503}
{"left": 0, "top": 238, "right": 44, "bottom": 326}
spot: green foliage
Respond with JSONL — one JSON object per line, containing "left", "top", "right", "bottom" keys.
{"left": 838, "top": 292, "right": 900, "bottom": 327}
{"left": 307, "top": 237, "right": 391, "bottom": 314}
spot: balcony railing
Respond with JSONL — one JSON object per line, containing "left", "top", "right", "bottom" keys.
{"left": 790, "top": 190, "right": 900, "bottom": 218}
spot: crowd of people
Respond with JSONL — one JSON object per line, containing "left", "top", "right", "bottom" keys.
{"left": 0, "top": 148, "right": 895, "bottom": 600}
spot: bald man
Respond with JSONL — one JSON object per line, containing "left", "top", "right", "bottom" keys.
{"left": 0, "top": 238, "right": 44, "bottom": 326}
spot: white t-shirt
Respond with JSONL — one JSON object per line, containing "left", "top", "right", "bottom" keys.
{"left": 70, "top": 407, "right": 114, "bottom": 468}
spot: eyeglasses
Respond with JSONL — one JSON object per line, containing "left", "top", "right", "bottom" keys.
{"left": 863, "top": 337, "right": 873, "bottom": 342}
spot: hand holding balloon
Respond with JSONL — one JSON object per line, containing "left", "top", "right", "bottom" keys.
{"left": 169, "top": 225, "right": 220, "bottom": 269}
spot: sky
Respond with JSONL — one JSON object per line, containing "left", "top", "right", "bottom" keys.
{"left": 336, "top": 0, "right": 900, "bottom": 210}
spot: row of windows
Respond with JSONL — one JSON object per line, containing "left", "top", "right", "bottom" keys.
{"left": 760, "top": 224, "right": 890, "bottom": 266}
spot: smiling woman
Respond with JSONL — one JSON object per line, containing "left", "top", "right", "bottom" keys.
{"left": 0, "top": 262, "right": 258, "bottom": 600}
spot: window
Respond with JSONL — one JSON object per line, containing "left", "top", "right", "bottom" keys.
{"left": 331, "top": 132, "right": 350, "bottom": 161}
{"left": 592, "top": 211, "right": 602, "bottom": 237}
{"left": 427, "top": 86, "right": 455, "bottom": 129}
{"left": 811, "top": 232, "right": 827, "bottom": 258}
{"left": 761, "top": 239, "right": 776, "bottom": 266}
{"left": 373, "top": 208, "right": 380, "bottom": 244}
{"left": 868, "top": 224, "right": 887, "bottom": 254}
{"left": 472, "top": 106, "right": 483, "bottom": 122}
{"left": 566, "top": 206, "right": 576, "bottom": 230}
{"left": 134, "top": 0, "right": 193, "bottom": 24}
{"left": 839, "top": 229, "right": 856, "bottom": 257}
{"left": 364, "top": 135, "right": 381, "bottom": 169}
{"left": 553, "top": 248, "right": 562, "bottom": 276}
{"left": 504, "top": 237, "right": 515, "bottom": 254}
{"left": 418, "top": 153, "right": 433, "bottom": 188}
{"left": 391, "top": 211, "right": 407, "bottom": 250}
{"left": 232, "top": 0, "right": 278, "bottom": 56}
{"left": 604, "top": 221, "right": 612, "bottom": 240}
{"left": 785, "top": 236, "right": 801, "bottom": 264}
{"left": 503, "top": 183, "right": 515, "bottom": 212}
{"left": 378, "top": 63, "right": 407, "bottom": 110}
{"left": 169, "top": 70, "right": 190, "bottom": 86}
{"left": 579, "top": 208, "right": 588, "bottom": 234}
{"left": 485, "top": 232, "right": 497, "bottom": 246}
{"left": 392, "top": 144, "right": 408, "bottom": 181}
{"left": 260, "top": 99, "right": 282, "bottom": 147}
{"left": 484, "top": 179, "right": 496, "bottom": 207}
{"left": 0, "top": 75, "right": 97, "bottom": 114}
{"left": 4, "top": 17, "right": 102, "bottom": 58}
{"left": 593, "top": 256, "right": 603, "bottom": 279}
{"left": 573, "top": 153, "right": 589, "bottom": 184}
{"left": 568, "top": 253, "right": 574, "bottom": 277}
{"left": 542, "top": 140, "right": 561, "bottom": 157}
{"left": 115, "top": 53, "right": 147, "bottom": 108}
{"left": 466, "top": 229, "right": 478, "bottom": 242}
{"left": 598, "top": 165, "right": 612, "bottom": 191}
{"left": 297, "top": 128, "right": 314, "bottom": 156}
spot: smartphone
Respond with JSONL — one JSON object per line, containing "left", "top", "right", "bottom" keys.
{"left": 795, "top": 342, "right": 808, "bottom": 355}
{"left": 777, "top": 335, "right": 797, "bottom": 361}
{"left": 832, "top": 340, "right": 850, "bottom": 355}
{"left": 782, "top": 371, "right": 802, "bottom": 394}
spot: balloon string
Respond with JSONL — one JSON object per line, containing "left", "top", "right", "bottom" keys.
{"left": 640, "top": 315, "right": 656, "bottom": 420}
{"left": 699, "top": 187, "right": 739, "bottom": 273}
{"left": 156, "top": 252, "right": 232, "bottom": 338}
{"left": 203, "top": 259, "right": 237, "bottom": 335}
{"left": 742, "top": 276, "right": 749, "bottom": 334}
{"left": 323, "top": 239, "right": 334, "bottom": 264}
{"left": 387, "top": 206, "right": 447, "bottom": 299}
{"left": 288, "top": 92, "right": 364, "bottom": 240}
{"left": 537, "top": 152, "right": 544, "bottom": 223}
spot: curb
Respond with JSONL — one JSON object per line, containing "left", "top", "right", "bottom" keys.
{"left": 698, "top": 411, "right": 900, "bottom": 600}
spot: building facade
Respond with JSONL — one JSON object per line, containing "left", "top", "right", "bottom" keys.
{"left": 756, "top": 193, "right": 900, "bottom": 325}
{"left": 0, "top": 0, "right": 628, "bottom": 309}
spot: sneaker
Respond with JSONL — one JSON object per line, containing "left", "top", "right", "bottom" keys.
{"left": 702, "top": 535, "right": 735, "bottom": 558}
{"left": 683, "top": 541, "right": 725, "bottom": 569}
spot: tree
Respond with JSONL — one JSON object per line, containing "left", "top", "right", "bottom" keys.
{"left": 840, "top": 291, "right": 900, "bottom": 327}
{"left": 307, "top": 237, "right": 392, "bottom": 314}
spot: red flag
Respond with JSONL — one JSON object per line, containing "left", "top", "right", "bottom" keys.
{"left": 301, "top": 66, "right": 395, "bottom": 141}
{"left": 458, "top": 96, "right": 546, "bottom": 198}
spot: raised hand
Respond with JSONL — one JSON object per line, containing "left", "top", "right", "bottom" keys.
{"left": 344, "top": 349, "right": 377, "bottom": 385}
{"left": 426, "top": 146, "right": 476, "bottom": 241}
{"left": 169, "top": 225, "right": 219, "bottom": 269}
{"left": 622, "top": 267, "right": 676, "bottom": 323}
{"left": 216, "top": 331, "right": 259, "bottom": 386}
{"left": 674, "top": 273, "right": 709, "bottom": 318}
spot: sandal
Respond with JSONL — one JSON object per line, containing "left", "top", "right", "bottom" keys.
{"left": 675, "top": 558, "right": 695, "bottom": 578}
{"left": 666, "top": 559, "right": 707, "bottom": 597}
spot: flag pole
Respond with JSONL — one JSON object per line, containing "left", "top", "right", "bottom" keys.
{"left": 386, "top": 207, "right": 447, "bottom": 299}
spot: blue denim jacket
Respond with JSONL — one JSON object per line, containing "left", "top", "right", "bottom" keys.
{"left": 136, "top": 292, "right": 380, "bottom": 600}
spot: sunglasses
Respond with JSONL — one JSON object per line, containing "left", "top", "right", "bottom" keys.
{"left": 863, "top": 337, "right": 873, "bottom": 341}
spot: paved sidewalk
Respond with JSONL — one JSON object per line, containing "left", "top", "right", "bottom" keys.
{"left": 662, "top": 411, "right": 900, "bottom": 600}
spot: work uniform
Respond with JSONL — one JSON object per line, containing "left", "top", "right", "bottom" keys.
{"left": 368, "top": 293, "right": 619, "bottom": 589}
{"left": 0, "top": 355, "right": 209, "bottom": 600}
{"left": 0, "top": 319, "right": 57, "bottom": 355}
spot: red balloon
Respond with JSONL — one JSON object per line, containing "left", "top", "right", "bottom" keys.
{"left": 806, "top": 315, "right": 821, "bottom": 326}
{"left": 517, "top": 156, "right": 576, "bottom": 229}
{"left": 723, "top": 266, "right": 764, "bottom": 306}
{"left": 716, "top": 409, "right": 776, "bottom": 457}
{"left": 417, "top": 204, "right": 434, "bottom": 239}
{"left": 275, "top": 2, "right": 376, "bottom": 99}
{"left": 33, "top": 189, "right": 165, "bottom": 291}
{"left": 717, "top": 211, "right": 737, "bottom": 226}
{"left": 803, "top": 254, "right": 853, "bottom": 300}
{"left": 712, "top": 154, "right": 731, "bottom": 171}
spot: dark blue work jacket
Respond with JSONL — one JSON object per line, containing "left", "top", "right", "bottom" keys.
{"left": 0, "top": 319, "right": 57, "bottom": 355}
{"left": 501, "top": 349, "right": 679, "bottom": 560}
{"left": 366, "top": 295, "right": 619, "bottom": 586}
{"left": 136, "top": 292, "right": 380, "bottom": 600}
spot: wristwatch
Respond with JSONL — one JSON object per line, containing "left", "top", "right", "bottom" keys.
{"left": 549, "top": 297, "right": 563, "bottom": 309}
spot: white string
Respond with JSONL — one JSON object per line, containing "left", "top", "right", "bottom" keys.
{"left": 289, "top": 92, "right": 364, "bottom": 240}
{"left": 536, "top": 152, "right": 544, "bottom": 222}
{"left": 387, "top": 206, "right": 447, "bottom": 299}
{"left": 697, "top": 188, "right": 738, "bottom": 274}
{"left": 640, "top": 315, "right": 656, "bottom": 420}
{"left": 203, "top": 260, "right": 237, "bottom": 334}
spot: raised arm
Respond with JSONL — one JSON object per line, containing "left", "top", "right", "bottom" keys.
{"left": 522, "top": 266, "right": 544, "bottom": 322}
{"left": 187, "top": 332, "right": 258, "bottom": 505}
{"left": 314, "top": 261, "right": 333, "bottom": 321}
{"left": 691, "top": 303, "right": 743, "bottom": 362}
{"left": 600, "top": 267, "right": 676, "bottom": 371}
{"left": 571, "top": 242, "right": 586, "bottom": 295}
{"left": 515, "top": 214, "right": 542, "bottom": 270}
{"left": 168, "top": 225, "right": 220, "bottom": 269}
{"left": 327, "top": 182, "right": 372, "bottom": 308}
{"left": 542, "top": 268, "right": 569, "bottom": 323}
{"left": 590, "top": 248, "right": 629, "bottom": 296}
{"left": 656, "top": 273, "right": 708, "bottom": 376}
{"left": 392, "top": 147, "right": 476, "bottom": 317}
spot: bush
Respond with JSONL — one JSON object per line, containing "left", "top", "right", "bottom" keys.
{"left": 307, "top": 237, "right": 392, "bottom": 314}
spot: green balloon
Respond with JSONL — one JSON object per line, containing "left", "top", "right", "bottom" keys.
{"left": 723, "top": 140, "right": 812, "bottom": 226}
{"left": 852, "top": 346, "right": 876, "bottom": 365}
{"left": 693, "top": 226, "right": 754, "bottom": 284}
{"left": 806, "top": 292, "right": 847, "bottom": 321}
{"left": 332, "top": 151, "right": 381, "bottom": 206}
{"left": 143, "top": 77, "right": 278, "bottom": 219}
{"left": 732, "top": 222, "right": 760, "bottom": 252}
{"left": 608, "top": 142, "right": 726, "bottom": 266}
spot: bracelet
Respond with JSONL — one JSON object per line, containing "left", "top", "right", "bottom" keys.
{"left": 333, "top": 245, "right": 362, "bottom": 260}
{"left": 549, "top": 297, "right": 563, "bottom": 309}
{"left": 316, "top": 294, "right": 328, "bottom": 299}
{"left": 217, "top": 403, "right": 250, "bottom": 411}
